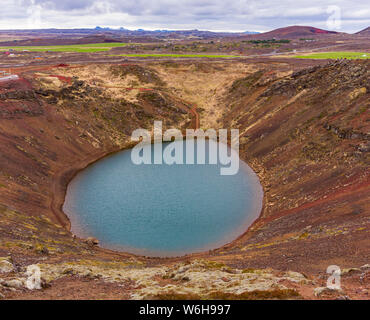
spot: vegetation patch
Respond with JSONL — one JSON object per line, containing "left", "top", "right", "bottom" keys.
{"left": 248, "top": 39, "right": 290, "bottom": 44}
{"left": 109, "top": 53, "right": 243, "bottom": 58}
{"left": 293, "top": 52, "right": 369, "bottom": 59}
{"left": 229, "top": 70, "right": 264, "bottom": 95}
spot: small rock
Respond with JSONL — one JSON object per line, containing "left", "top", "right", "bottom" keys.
{"left": 342, "top": 268, "right": 361, "bottom": 275}
{"left": 0, "top": 257, "right": 14, "bottom": 274}
{"left": 85, "top": 237, "right": 99, "bottom": 246}
{"left": 360, "top": 264, "right": 370, "bottom": 270}
{"left": 3, "top": 279, "right": 24, "bottom": 289}
{"left": 176, "top": 266, "right": 189, "bottom": 274}
{"left": 35, "top": 246, "right": 49, "bottom": 255}
{"left": 181, "top": 276, "right": 190, "bottom": 282}
{"left": 314, "top": 287, "right": 327, "bottom": 297}
{"left": 62, "top": 267, "right": 75, "bottom": 275}
{"left": 172, "top": 273, "right": 190, "bottom": 281}
{"left": 349, "top": 87, "right": 367, "bottom": 100}
{"left": 357, "top": 143, "right": 370, "bottom": 153}
{"left": 314, "top": 286, "right": 343, "bottom": 297}
{"left": 285, "top": 271, "right": 306, "bottom": 280}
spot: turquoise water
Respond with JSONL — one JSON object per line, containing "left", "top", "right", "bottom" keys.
{"left": 63, "top": 139, "right": 263, "bottom": 257}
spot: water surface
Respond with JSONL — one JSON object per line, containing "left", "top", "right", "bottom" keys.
{"left": 63, "top": 139, "right": 262, "bottom": 256}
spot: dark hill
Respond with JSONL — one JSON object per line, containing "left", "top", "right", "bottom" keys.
{"left": 356, "top": 26, "right": 370, "bottom": 36}
{"left": 247, "top": 25, "right": 340, "bottom": 39}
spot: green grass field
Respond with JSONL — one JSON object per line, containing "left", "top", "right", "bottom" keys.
{"left": 0, "top": 43, "right": 133, "bottom": 53}
{"left": 293, "top": 52, "right": 369, "bottom": 59}
{"left": 109, "top": 53, "right": 242, "bottom": 58}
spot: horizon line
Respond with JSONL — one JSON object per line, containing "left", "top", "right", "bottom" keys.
{"left": 0, "top": 25, "right": 357, "bottom": 34}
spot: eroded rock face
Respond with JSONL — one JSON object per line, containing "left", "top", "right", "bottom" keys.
{"left": 220, "top": 59, "right": 369, "bottom": 273}
{"left": 0, "top": 81, "right": 44, "bottom": 119}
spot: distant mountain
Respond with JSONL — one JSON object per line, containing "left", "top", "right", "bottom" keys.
{"left": 356, "top": 27, "right": 370, "bottom": 35}
{"left": 247, "top": 26, "right": 340, "bottom": 39}
{"left": 0, "top": 25, "right": 349, "bottom": 45}
{"left": 95, "top": 26, "right": 112, "bottom": 31}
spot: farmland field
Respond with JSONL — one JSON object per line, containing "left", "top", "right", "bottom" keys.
{"left": 109, "top": 53, "right": 243, "bottom": 58}
{"left": 293, "top": 51, "right": 369, "bottom": 59}
{"left": 0, "top": 43, "right": 134, "bottom": 52}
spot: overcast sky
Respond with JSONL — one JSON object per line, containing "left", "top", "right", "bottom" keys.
{"left": 0, "top": 0, "right": 368, "bottom": 33}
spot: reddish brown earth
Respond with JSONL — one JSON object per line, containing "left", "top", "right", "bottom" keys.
{"left": 356, "top": 27, "right": 370, "bottom": 36}
{"left": 0, "top": 56, "right": 368, "bottom": 299}
{"left": 245, "top": 26, "right": 339, "bottom": 39}
{"left": 214, "top": 60, "right": 369, "bottom": 273}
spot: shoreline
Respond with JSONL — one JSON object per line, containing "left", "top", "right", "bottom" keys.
{"left": 50, "top": 142, "right": 136, "bottom": 232}
{"left": 50, "top": 137, "right": 266, "bottom": 259}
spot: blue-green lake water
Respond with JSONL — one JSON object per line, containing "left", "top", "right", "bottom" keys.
{"left": 63, "top": 139, "right": 263, "bottom": 257}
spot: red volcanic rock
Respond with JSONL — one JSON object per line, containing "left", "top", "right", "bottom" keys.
{"left": 55, "top": 63, "right": 70, "bottom": 68}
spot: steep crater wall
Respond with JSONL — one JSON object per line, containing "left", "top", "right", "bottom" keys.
{"left": 0, "top": 61, "right": 368, "bottom": 275}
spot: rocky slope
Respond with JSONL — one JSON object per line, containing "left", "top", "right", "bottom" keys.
{"left": 0, "top": 59, "right": 368, "bottom": 299}
{"left": 216, "top": 60, "right": 369, "bottom": 274}
{"left": 356, "top": 27, "right": 370, "bottom": 36}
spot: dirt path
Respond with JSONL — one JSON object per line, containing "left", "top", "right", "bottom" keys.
{"left": 165, "top": 92, "right": 200, "bottom": 129}
{"left": 189, "top": 103, "right": 200, "bottom": 129}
